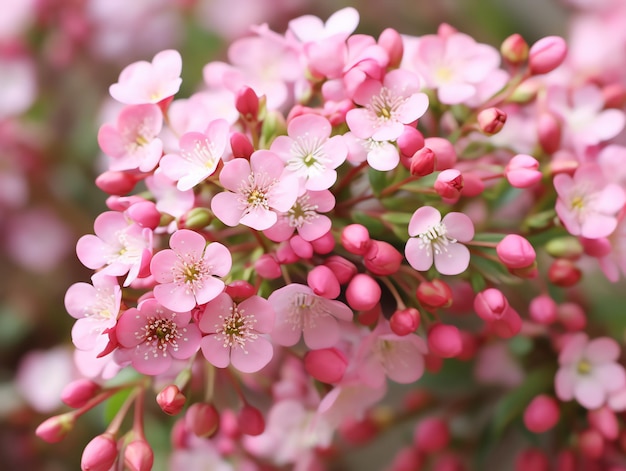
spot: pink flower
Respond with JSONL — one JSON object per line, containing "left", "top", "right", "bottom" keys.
{"left": 405, "top": 206, "right": 474, "bottom": 276}
{"left": 288, "top": 7, "right": 359, "bottom": 43}
{"left": 150, "top": 229, "right": 232, "bottom": 312}
{"left": 199, "top": 292, "right": 274, "bottom": 373}
{"left": 159, "top": 119, "right": 230, "bottom": 191}
{"left": 76, "top": 211, "right": 153, "bottom": 286}
{"left": 109, "top": 49, "right": 183, "bottom": 104}
{"left": 145, "top": 169, "right": 195, "bottom": 219}
{"left": 268, "top": 283, "right": 353, "bottom": 349}
{"left": 270, "top": 114, "right": 348, "bottom": 191}
{"left": 211, "top": 151, "right": 299, "bottom": 231}
{"left": 97, "top": 104, "right": 163, "bottom": 172}
{"left": 554, "top": 163, "right": 625, "bottom": 239}
{"left": 116, "top": 298, "right": 201, "bottom": 376}
{"left": 555, "top": 333, "right": 626, "bottom": 409}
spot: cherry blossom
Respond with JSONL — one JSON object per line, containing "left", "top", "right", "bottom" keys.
{"left": 145, "top": 168, "right": 195, "bottom": 219}
{"left": 405, "top": 206, "right": 474, "bottom": 276}
{"left": 555, "top": 333, "right": 626, "bottom": 409}
{"left": 115, "top": 298, "right": 201, "bottom": 376}
{"left": 199, "top": 292, "right": 274, "bottom": 373}
{"left": 288, "top": 7, "right": 359, "bottom": 43}
{"left": 211, "top": 151, "right": 299, "bottom": 231}
{"left": 150, "top": 229, "right": 232, "bottom": 312}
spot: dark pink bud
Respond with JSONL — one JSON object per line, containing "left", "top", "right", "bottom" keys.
{"left": 398, "top": 125, "right": 425, "bottom": 166}
{"left": 515, "top": 448, "right": 549, "bottom": 471}
{"left": 310, "top": 230, "right": 335, "bottom": 254}
{"left": 81, "top": 433, "right": 118, "bottom": 471}
{"left": 556, "top": 450, "right": 577, "bottom": 471}
{"left": 505, "top": 154, "right": 541, "bottom": 188}
{"left": 323, "top": 255, "right": 357, "bottom": 285}
{"left": 289, "top": 235, "right": 313, "bottom": 259}
{"left": 500, "top": 33, "right": 529, "bottom": 65}
{"left": 529, "top": 294, "right": 558, "bottom": 325}
{"left": 358, "top": 304, "right": 381, "bottom": 326}
{"left": 548, "top": 259, "right": 581, "bottom": 287}
{"left": 434, "top": 169, "right": 463, "bottom": 201}
{"left": 581, "top": 237, "right": 612, "bottom": 258}
{"left": 364, "top": 240, "right": 403, "bottom": 275}
{"left": 378, "top": 28, "right": 404, "bottom": 68}
{"left": 425, "top": 137, "right": 456, "bottom": 171}
{"left": 473, "top": 288, "right": 509, "bottom": 321}
{"left": 237, "top": 404, "right": 265, "bottom": 436}
{"left": 95, "top": 170, "right": 138, "bottom": 195}
{"left": 36, "top": 413, "right": 75, "bottom": 443}
{"left": 304, "top": 348, "right": 348, "bottom": 383}
{"left": 410, "top": 146, "right": 436, "bottom": 177}
{"left": 170, "top": 419, "right": 188, "bottom": 450}
{"left": 523, "top": 394, "right": 560, "bottom": 433}
{"left": 496, "top": 234, "right": 536, "bottom": 269}
{"left": 588, "top": 406, "right": 619, "bottom": 440}
{"left": 124, "top": 439, "right": 154, "bottom": 471}
{"left": 460, "top": 172, "right": 485, "bottom": 197}
{"left": 156, "top": 385, "right": 186, "bottom": 416}
{"left": 126, "top": 201, "right": 161, "bottom": 229}
{"left": 529, "top": 36, "right": 567, "bottom": 75}
{"left": 557, "top": 302, "right": 587, "bottom": 331}
{"left": 413, "top": 417, "right": 450, "bottom": 453}
{"left": 307, "top": 265, "right": 340, "bottom": 299}
{"left": 254, "top": 254, "right": 281, "bottom": 279}
{"left": 537, "top": 112, "right": 562, "bottom": 154}
{"left": 230, "top": 132, "right": 254, "bottom": 159}
{"left": 390, "top": 308, "right": 421, "bottom": 336}
{"left": 61, "top": 379, "right": 101, "bottom": 408}
{"left": 225, "top": 280, "right": 256, "bottom": 303}
{"left": 489, "top": 306, "right": 522, "bottom": 338}
{"left": 275, "top": 242, "right": 299, "bottom": 264}
{"left": 346, "top": 273, "right": 381, "bottom": 311}
{"left": 341, "top": 224, "right": 371, "bottom": 255}
{"left": 185, "top": 403, "right": 219, "bottom": 438}
{"left": 579, "top": 428, "right": 604, "bottom": 459}
{"left": 235, "top": 86, "right": 259, "bottom": 121}
{"left": 477, "top": 107, "right": 507, "bottom": 135}
{"left": 416, "top": 279, "right": 453, "bottom": 310}
{"left": 428, "top": 324, "right": 462, "bottom": 358}
{"left": 388, "top": 446, "right": 425, "bottom": 471}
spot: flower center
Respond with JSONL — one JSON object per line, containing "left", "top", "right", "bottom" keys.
{"left": 577, "top": 358, "right": 592, "bottom": 375}
{"left": 287, "top": 194, "right": 319, "bottom": 229}
{"left": 417, "top": 222, "right": 457, "bottom": 255}
{"left": 181, "top": 138, "right": 219, "bottom": 170}
{"left": 140, "top": 316, "right": 182, "bottom": 358}
{"left": 214, "top": 305, "right": 258, "bottom": 353}
{"left": 173, "top": 257, "right": 211, "bottom": 295}
{"left": 238, "top": 172, "right": 276, "bottom": 213}
{"left": 287, "top": 292, "right": 329, "bottom": 330}
{"left": 370, "top": 87, "right": 405, "bottom": 123}
{"left": 288, "top": 134, "right": 329, "bottom": 177}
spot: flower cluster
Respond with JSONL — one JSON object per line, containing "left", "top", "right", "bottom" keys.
{"left": 36, "top": 5, "right": 626, "bottom": 471}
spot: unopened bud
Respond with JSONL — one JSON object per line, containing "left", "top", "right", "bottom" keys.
{"left": 398, "top": 125, "right": 425, "bottom": 167}
{"left": 237, "top": 404, "right": 265, "bottom": 436}
{"left": 323, "top": 255, "right": 357, "bottom": 285}
{"left": 36, "top": 413, "right": 76, "bottom": 443}
{"left": 390, "top": 308, "right": 421, "bottom": 336}
{"left": 410, "top": 146, "right": 436, "bottom": 177}
{"left": 588, "top": 406, "right": 619, "bottom": 441}
{"left": 378, "top": 28, "right": 404, "bottom": 68}
{"left": 235, "top": 86, "right": 259, "bottom": 121}
{"left": 529, "top": 294, "right": 558, "bottom": 325}
{"left": 95, "top": 170, "right": 138, "bottom": 195}
{"left": 341, "top": 224, "right": 371, "bottom": 255}
{"left": 364, "top": 240, "right": 403, "bottom": 275}
{"left": 477, "top": 107, "right": 507, "bottom": 135}
{"left": 124, "top": 439, "right": 154, "bottom": 471}
{"left": 81, "top": 433, "right": 118, "bottom": 471}
{"left": 558, "top": 302, "right": 587, "bottom": 331}
{"left": 529, "top": 36, "right": 567, "bottom": 75}
{"left": 425, "top": 137, "right": 456, "bottom": 171}
{"left": 548, "top": 259, "right": 581, "bottom": 287}
{"left": 427, "top": 324, "right": 462, "bottom": 358}
{"left": 578, "top": 428, "right": 604, "bottom": 460}
{"left": 289, "top": 235, "right": 313, "bottom": 259}
{"left": 346, "top": 273, "right": 381, "bottom": 311}
{"left": 545, "top": 236, "right": 583, "bottom": 260}
{"left": 254, "top": 254, "right": 281, "bottom": 279}
{"left": 488, "top": 306, "right": 522, "bottom": 339}
{"left": 178, "top": 207, "right": 213, "bottom": 230}
{"left": 413, "top": 417, "right": 450, "bottom": 453}
{"left": 230, "top": 132, "right": 254, "bottom": 159}
{"left": 523, "top": 394, "right": 560, "bottom": 433}
{"left": 515, "top": 448, "right": 550, "bottom": 471}
{"left": 473, "top": 288, "right": 509, "bottom": 321}
{"left": 538, "top": 112, "right": 562, "bottom": 154}
{"left": 500, "top": 33, "right": 529, "bottom": 65}
{"left": 126, "top": 201, "right": 161, "bottom": 229}
{"left": 434, "top": 169, "right": 463, "bottom": 201}
{"left": 61, "top": 379, "right": 101, "bottom": 409}
{"left": 157, "top": 385, "right": 186, "bottom": 416}
{"left": 304, "top": 348, "right": 348, "bottom": 383}
{"left": 225, "top": 280, "right": 256, "bottom": 303}
{"left": 185, "top": 403, "right": 219, "bottom": 438}
{"left": 416, "top": 279, "right": 453, "bottom": 310}
{"left": 307, "top": 265, "right": 341, "bottom": 299}
{"left": 310, "top": 230, "right": 335, "bottom": 254}
{"left": 505, "top": 154, "right": 541, "bottom": 188}
{"left": 496, "top": 234, "right": 536, "bottom": 269}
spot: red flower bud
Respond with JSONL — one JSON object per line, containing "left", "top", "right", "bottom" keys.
{"left": 548, "top": 259, "right": 581, "bottom": 287}
{"left": 237, "top": 404, "right": 265, "bottom": 436}
{"left": 427, "top": 324, "right": 462, "bottom": 358}
{"left": 304, "top": 348, "right": 348, "bottom": 383}
{"left": 410, "top": 146, "right": 435, "bottom": 177}
{"left": 477, "top": 107, "right": 507, "bottom": 135}
{"left": 364, "top": 240, "right": 403, "bottom": 275}
{"left": 413, "top": 417, "right": 450, "bottom": 453}
{"left": 523, "top": 394, "right": 560, "bottom": 433}
{"left": 416, "top": 279, "right": 453, "bottom": 310}
{"left": 390, "top": 308, "right": 421, "bottom": 336}
{"left": 185, "top": 403, "right": 220, "bottom": 438}
{"left": 156, "top": 385, "right": 186, "bottom": 416}
{"left": 341, "top": 224, "right": 371, "bottom": 255}
{"left": 307, "top": 265, "right": 341, "bottom": 299}
{"left": 36, "top": 413, "right": 76, "bottom": 443}
{"left": 124, "top": 439, "right": 154, "bottom": 471}
{"left": 434, "top": 169, "right": 463, "bottom": 201}
{"left": 61, "top": 379, "right": 101, "bottom": 409}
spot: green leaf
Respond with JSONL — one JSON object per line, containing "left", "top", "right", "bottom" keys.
{"left": 104, "top": 388, "right": 133, "bottom": 424}
{"left": 368, "top": 168, "right": 388, "bottom": 196}
{"left": 381, "top": 212, "right": 413, "bottom": 226}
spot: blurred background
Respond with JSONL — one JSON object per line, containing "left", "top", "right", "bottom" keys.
{"left": 0, "top": 0, "right": 579, "bottom": 469}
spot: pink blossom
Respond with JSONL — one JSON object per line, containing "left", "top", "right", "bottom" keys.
{"left": 145, "top": 169, "right": 195, "bottom": 219}
{"left": 555, "top": 333, "right": 626, "bottom": 409}
{"left": 159, "top": 119, "right": 230, "bottom": 191}
{"left": 270, "top": 114, "right": 348, "bottom": 191}
{"left": 109, "top": 49, "right": 183, "bottom": 105}
{"left": 211, "top": 151, "right": 299, "bottom": 231}
{"left": 150, "top": 229, "right": 232, "bottom": 312}
{"left": 288, "top": 7, "right": 359, "bottom": 43}
{"left": 405, "top": 206, "right": 474, "bottom": 276}
{"left": 116, "top": 298, "right": 201, "bottom": 376}
{"left": 97, "top": 104, "right": 163, "bottom": 172}
{"left": 76, "top": 211, "right": 153, "bottom": 286}
{"left": 199, "top": 292, "right": 274, "bottom": 373}
{"left": 597, "top": 214, "right": 626, "bottom": 282}
{"left": 268, "top": 283, "right": 353, "bottom": 349}
{"left": 554, "top": 163, "right": 625, "bottom": 239}
{"left": 166, "top": 91, "right": 239, "bottom": 138}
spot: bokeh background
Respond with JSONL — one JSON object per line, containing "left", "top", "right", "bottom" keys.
{"left": 0, "top": 0, "right": 592, "bottom": 469}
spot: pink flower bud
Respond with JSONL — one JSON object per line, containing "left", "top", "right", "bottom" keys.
{"left": 500, "top": 33, "right": 529, "bottom": 64}
{"left": 496, "top": 234, "right": 536, "bottom": 269}
{"left": 557, "top": 302, "right": 587, "bottom": 331}
{"left": 237, "top": 404, "right": 265, "bottom": 436}
{"left": 275, "top": 242, "right": 299, "bottom": 264}
{"left": 388, "top": 446, "right": 425, "bottom": 471}
{"left": 473, "top": 288, "right": 509, "bottom": 321}
{"left": 235, "top": 86, "right": 259, "bottom": 121}
{"left": 529, "top": 294, "right": 558, "bottom": 325}
{"left": 434, "top": 169, "right": 463, "bottom": 201}
{"left": 36, "top": 413, "right": 76, "bottom": 443}
{"left": 225, "top": 280, "right": 256, "bottom": 303}
{"left": 323, "top": 255, "right": 357, "bottom": 285}
{"left": 515, "top": 448, "right": 550, "bottom": 471}
{"left": 477, "top": 107, "right": 507, "bottom": 135}
{"left": 81, "top": 433, "right": 118, "bottom": 471}
{"left": 95, "top": 170, "right": 138, "bottom": 195}
{"left": 339, "top": 416, "right": 379, "bottom": 445}
{"left": 428, "top": 324, "right": 462, "bottom": 358}
{"left": 124, "top": 439, "right": 154, "bottom": 471}
{"left": 489, "top": 306, "right": 522, "bottom": 338}
{"left": 364, "top": 240, "right": 403, "bottom": 275}
{"left": 588, "top": 406, "right": 619, "bottom": 440}
{"left": 556, "top": 450, "right": 577, "bottom": 471}
{"left": 537, "top": 112, "right": 562, "bottom": 154}
{"left": 171, "top": 419, "right": 188, "bottom": 450}
{"left": 61, "top": 379, "right": 101, "bottom": 408}
{"left": 398, "top": 125, "right": 425, "bottom": 166}
{"left": 425, "top": 137, "right": 457, "bottom": 171}
{"left": 523, "top": 394, "right": 560, "bottom": 433}
{"left": 289, "top": 235, "right": 313, "bottom": 259}
{"left": 410, "top": 146, "right": 436, "bottom": 177}
{"left": 390, "top": 308, "right": 421, "bottom": 336}
{"left": 505, "top": 154, "right": 541, "bottom": 188}
{"left": 346, "top": 273, "right": 381, "bottom": 311}
{"left": 581, "top": 237, "right": 612, "bottom": 258}
{"left": 413, "top": 417, "right": 450, "bottom": 453}
{"left": 378, "top": 28, "right": 404, "bottom": 68}
{"left": 416, "top": 279, "right": 453, "bottom": 310}
{"left": 358, "top": 304, "right": 381, "bottom": 326}
{"left": 431, "top": 454, "right": 465, "bottom": 471}
{"left": 126, "top": 201, "right": 161, "bottom": 229}
{"left": 460, "top": 172, "right": 485, "bottom": 197}
{"left": 603, "top": 82, "right": 626, "bottom": 109}
{"left": 254, "top": 254, "right": 282, "bottom": 279}
{"left": 579, "top": 428, "right": 604, "bottom": 460}
{"left": 548, "top": 259, "right": 581, "bottom": 287}
{"left": 304, "top": 347, "right": 348, "bottom": 383}
{"left": 156, "top": 385, "right": 186, "bottom": 416}
{"left": 341, "top": 224, "right": 371, "bottom": 255}
{"left": 529, "top": 36, "right": 567, "bottom": 75}
{"left": 307, "top": 265, "right": 340, "bottom": 299}
{"left": 185, "top": 403, "right": 220, "bottom": 438}
{"left": 310, "top": 230, "right": 335, "bottom": 254}
{"left": 230, "top": 132, "right": 254, "bottom": 159}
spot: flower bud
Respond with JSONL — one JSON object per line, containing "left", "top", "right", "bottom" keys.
{"left": 505, "top": 154, "right": 541, "bottom": 188}
{"left": 431, "top": 454, "right": 465, "bottom": 471}
{"left": 341, "top": 224, "right": 371, "bottom": 255}
{"left": 500, "top": 33, "right": 529, "bottom": 65}
{"left": 548, "top": 259, "right": 581, "bottom": 287}
{"left": 398, "top": 125, "right": 425, "bottom": 167}
{"left": 557, "top": 302, "right": 587, "bottom": 331}
{"left": 523, "top": 394, "right": 560, "bottom": 433}
{"left": 473, "top": 288, "right": 509, "bottom": 321}
{"left": 378, "top": 28, "right": 404, "bottom": 68}
{"left": 156, "top": 385, "right": 186, "bottom": 416}
{"left": 556, "top": 450, "right": 577, "bottom": 471}
{"left": 230, "top": 132, "right": 254, "bottom": 159}
{"left": 390, "top": 308, "right": 421, "bottom": 336}
{"left": 237, "top": 404, "right": 265, "bottom": 436}
{"left": 346, "top": 273, "right": 381, "bottom": 311}
{"left": 323, "top": 255, "right": 357, "bottom": 285}
{"left": 588, "top": 406, "right": 619, "bottom": 441}
{"left": 358, "top": 304, "right": 381, "bottom": 326}
{"left": 81, "top": 433, "right": 118, "bottom": 471}
{"left": 581, "top": 237, "right": 612, "bottom": 258}
{"left": 275, "top": 242, "right": 299, "bottom": 264}
{"left": 36, "top": 413, "right": 76, "bottom": 443}
{"left": 225, "top": 280, "right": 256, "bottom": 303}
{"left": 126, "top": 201, "right": 161, "bottom": 230}
{"left": 537, "top": 112, "right": 562, "bottom": 154}
{"left": 178, "top": 207, "right": 213, "bottom": 230}
{"left": 427, "top": 324, "right": 462, "bottom": 358}
{"left": 434, "top": 169, "right": 463, "bottom": 201}
{"left": 124, "top": 439, "right": 154, "bottom": 471}
{"left": 185, "top": 403, "right": 220, "bottom": 438}
{"left": 425, "top": 137, "right": 457, "bottom": 171}
{"left": 603, "top": 82, "right": 626, "bottom": 109}
{"left": 388, "top": 446, "right": 425, "bottom": 471}
{"left": 477, "top": 107, "right": 507, "bottom": 135}
{"left": 515, "top": 449, "right": 549, "bottom": 471}
{"left": 310, "top": 230, "right": 335, "bottom": 254}
{"left": 364, "top": 240, "right": 403, "bottom": 275}
{"left": 545, "top": 236, "right": 583, "bottom": 260}
{"left": 61, "top": 379, "right": 101, "bottom": 409}
{"left": 410, "top": 146, "right": 436, "bottom": 177}
{"left": 529, "top": 36, "right": 567, "bottom": 75}
{"left": 496, "top": 234, "right": 536, "bottom": 269}
{"left": 579, "top": 428, "right": 604, "bottom": 460}
{"left": 95, "top": 170, "right": 138, "bottom": 195}
{"left": 254, "top": 254, "right": 281, "bottom": 279}
{"left": 489, "top": 306, "right": 522, "bottom": 339}
{"left": 289, "top": 235, "right": 313, "bottom": 259}
{"left": 529, "top": 294, "right": 558, "bottom": 325}
{"left": 304, "top": 348, "right": 348, "bottom": 383}
{"left": 413, "top": 417, "right": 450, "bottom": 453}
{"left": 235, "top": 86, "right": 259, "bottom": 121}
{"left": 416, "top": 279, "right": 453, "bottom": 310}
{"left": 307, "top": 265, "right": 341, "bottom": 299}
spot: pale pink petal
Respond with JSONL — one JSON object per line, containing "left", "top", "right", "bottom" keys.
{"left": 298, "top": 214, "right": 332, "bottom": 241}
{"left": 442, "top": 212, "right": 475, "bottom": 242}
{"left": 585, "top": 337, "right": 621, "bottom": 363}
{"left": 384, "top": 337, "right": 426, "bottom": 384}
{"left": 580, "top": 213, "right": 618, "bottom": 239}
{"left": 170, "top": 229, "right": 207, "bottom": 259}
{"left": 596, "top": 184, "right": 626, "bottom": 214}
{"left": 303, "top": 314, "right": 340, "bottom": 349}
{"left": 434, "top": 243, "right": 470, "bottom": 275}
{"left": 219, "top": 158, "right": 251, "bottom": 192}
{"left": 64, "top": 283, "right": 95, "bottom": 319}
{"left": 346, "top": 108, "right": 377, "bottom": 139}
{"left": 194, "top": 277, "right": 226, "bottom": 306}
{"left": 405, "top": 237, "right": 433, "bottom": 271}
{"left": 306, "top": 169, "right": 338, "bottom": 191}
{"left": 230, "top": 337, "right": 273, "bottom": 373}
{"left": 555, "top": 368, "right": 576, "bottom": 401}
{"left": 239, "top": 296, "right": 275, "bottom": 333}
{"left": 288, "top": 114, "right": 331, "bottom": 138}
{"left": 200, "top": 335, "right": 231, "bottom": 368}
{"left": 438, "top": 83, "right": 476, "bottom": 105}
{"left": 263, "top": 216, "right": 294, "bottom": 242}
{"left": 408, "top": 206, "right": 442, "bottom": 236}
{"left": 203, "top": 242, "right": 232, "bottom": 277}
{"left": 198, "top": 293, "right": 233, "bottom": 334}
{"left": 588, "top": 109, "right": 625, "bottom": 142}
{"left": 322, "top": 135, "right": 348, "bottom": 169}
{"left": 211, "top": 192, "right": 245, "bottom": 227}
{"left": 116, "top": 308, "right": 146, "bottom": 348}
{"left": 371, "top": 120, "right": 404, "bottom": 142}
{"left": 240, "top": 207, "right": 277, "bottom": 231}
{"left": 132, "top": 346, "right": 172, "bottom": 375}
{"left": 575, "top": 377, "right": 606, "bottom": 409}
{"left": 366, "top": 143, "right": 399, "bottom": 171}
{"left": 395, "top": 93, "right": 429, "bottom": 123}
{"left": 170, "top": 324, "right": 202, "bottom": 359}
{"left": 150, "top": 250, "right": 179, "bottom": 283}
{"left": 353, "top": 79, "right": 382, "bottom": 107}
{"left": 319, "top": 298, "right": 353, "bottom": 321}
{"left": 272, "top": 319, "right": 302, "bottom": 347}
{"left": 593, "top": 363, "right": 626, "bottom": 392}
{"left": 153, "top": 283, "right": 196, "bottom": 312}
{"left": 71, "top": 319, "right": 104, "bottom": 350}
